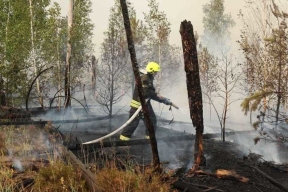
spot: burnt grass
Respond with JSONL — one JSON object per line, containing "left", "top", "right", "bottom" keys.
{"left": 28, "top": 109, "right": 287, "bottom": 191}
{"left": 178, "top": 139, "right": 288, "bottom": 192}
{"left": 69, "top": 115, "right": 288, "bottom": 192}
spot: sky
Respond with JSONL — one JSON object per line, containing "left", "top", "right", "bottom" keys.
{"left": 55, "top": 0, "right": 246, "bottom": 57}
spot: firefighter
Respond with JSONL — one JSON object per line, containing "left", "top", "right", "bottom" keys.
{"left": 120, "top": 62, "right": 172, "bottom": 141}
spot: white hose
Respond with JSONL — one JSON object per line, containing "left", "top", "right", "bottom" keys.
{"left": 82, "top": 105, "right": 143, "bottom": 145}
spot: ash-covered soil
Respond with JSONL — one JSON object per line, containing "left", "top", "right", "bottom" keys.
{"left": 108, "top": 136, "right": 288, "bottom": 192}
{"left": 177, "top": 139, "right": 288, "bottom": 192}
{"left": 31, "top": 108, "right": 286, "bottom": 192}
{"left": 68, "top": 114, "right": 288, "bottom": 192}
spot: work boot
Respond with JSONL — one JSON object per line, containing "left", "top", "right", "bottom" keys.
{"left": 144, "top": 135, "right": 150, "bottom": 139}
{"left": 120, "top": 135, "right": 130, "bottom": 141}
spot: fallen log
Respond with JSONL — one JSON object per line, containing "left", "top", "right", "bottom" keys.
{"left": 70, "top": 135, "right": 195, "bottom": 150}
{"left": 250, "top": 165, "right": 288, "bottom": 192}
{"left": 262, "top": 161, "right": 288, "bottom": 173}
{"left": 65, "top": 150, "right": 97, "bottom": 192}
{"left": 75, "top": 130, "right": 256, "bottom": 149}
{"left": 0, "top": 106, "right": 31, "bottom": 119}
{"left": 0, "top": 115, "right": 111, "bottom": 125}
{"left": 49, "top": 136, "right": 98, "bottom": 192}
{"left": 193, "top": 169, "right": 249, "bottom": 183}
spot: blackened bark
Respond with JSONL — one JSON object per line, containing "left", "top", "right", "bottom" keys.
{"left": 0, "top": 78, "right": 5, "bottom": 106}
{"left": 91, "top": 55, "right": 97, "bottom": 94}
{"left": 120, "top": 0, "right": 161, "bottom": 171}
{"left": 0, "top": 90, "right": 6, "bottom": 106}
{"left": 179, "top": 20, "right": 204, "bottom": 171}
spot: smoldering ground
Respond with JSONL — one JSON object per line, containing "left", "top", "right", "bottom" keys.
{"left": 29, "top": 65, "right": 288, "bottom": 170}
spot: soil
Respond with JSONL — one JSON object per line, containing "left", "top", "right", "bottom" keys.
{"left": 175, "top": 139, "right": 288, "bottom": 192}
{"left": 14, "top": 110, "right": 288, "bottom": 192}
{"left": 71, "top": 115, "right": 288, "bottom": 192}
{"left": 108, "top": 136, "right": 288, "bottom": 192}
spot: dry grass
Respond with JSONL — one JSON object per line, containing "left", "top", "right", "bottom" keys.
{"left": 93, "top": 154, "right": 178, "bottom": 192}
{"left": 96, "top": 165, "right": 176, "bottom": 192}
{"left": 0, "top": 124, "right": 88, "bottom": 191}
{"left": 0, "top": 124, "right": 178, "bottom": 192}
{"left": 0, "top": 164, "right": 15, "bottom": 191}
{"left": 32, "top": 160, "right": 87, "bottom": 192}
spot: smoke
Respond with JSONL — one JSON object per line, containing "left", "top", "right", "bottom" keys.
{"left": 13, "top": 159, "right": 24, "bottom": 172}
{"left": 148, "top": 62, "right": 287, "bottom": 165}
{"left": 229, "top": 131, "right": 281, "bottom": 163}
{"left": 158, "top": 139, "right": 194, "bottom": 171}
{"left": 7, "top": 150, "right": 25, "bottom": 171}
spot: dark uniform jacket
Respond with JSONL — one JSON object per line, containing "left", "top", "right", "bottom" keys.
{"left": 130, "top": 73, "right": 163, "bottom": 109}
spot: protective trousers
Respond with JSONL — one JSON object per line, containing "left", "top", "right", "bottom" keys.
{"left": 121, "top": 101, "right": 157, "bottom": 138}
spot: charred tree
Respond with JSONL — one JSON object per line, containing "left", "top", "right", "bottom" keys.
{"left": 91, "top": 55, "right": 97, "bottom": 94}
{"left": 180, "top": 20, "right": 205, "bottom": 172}
{"left": 0, "top": 78, "right": 5, "bottom": 106}
{"left": 120, "top": 0, "right": 161, "bottom": 172}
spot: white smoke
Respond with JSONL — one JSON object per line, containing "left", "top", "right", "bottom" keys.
{"left": 13, "top": 159, "right": 24, "bottom": 172}
{"left": 229, "top": 131, "right": 281, "bottom": 163}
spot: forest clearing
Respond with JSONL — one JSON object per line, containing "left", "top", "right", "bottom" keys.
{"left": 0, "top": 0, "right": 288, "bottom": 191}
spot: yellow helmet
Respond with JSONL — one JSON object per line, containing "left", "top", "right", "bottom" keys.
{"left": 146, "top": 62, "right": 160, "bottom": 73}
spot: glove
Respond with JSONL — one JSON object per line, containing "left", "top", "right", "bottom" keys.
{"left": 162, "top": 98, "right": 172, "bottom": 105}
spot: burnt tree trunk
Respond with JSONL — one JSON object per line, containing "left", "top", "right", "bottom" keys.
{"left": 179, "top": 20, "right": 205, "bottom": 172}
{"left": 0, "top": 90, "right": 6, "bottom": 106}
{"left": 91, "top": 55, "right": 97, "bottom": 94}
{"left": 120, "top": 0, "right": 161, "bottom": 171}
{"left": 0, "top": 78, "right": 5, "bottom": 106}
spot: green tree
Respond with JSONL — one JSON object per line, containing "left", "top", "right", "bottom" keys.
{"left": 42, "top": 2, "right": 67, "bottom": 108}
{"left": 0, "top": 0, "right": 31, "bottom": 106}
{"left": 28, "top": 0, "right": 50, "bottom": 108}
{"left": 198, "top": 45, "right": 219, "bottom": 120}
{"left": 42, "top": 0, "right": 94, "bottom": 108}
{"left": 70, "top": 0, "right": 94, "bottom": 85}
{"left": 239, "top": 0, "right": 288, "bottom": 129}
{"left": 129, "top": 15, "right": 147, "bottom": 94}
{"left": 144, "top": 0, "right": 181, "bottom": 93}
{"left": 64, "top": 0, "right": 73, "bottom": 107}
{"left": 201, "top": 0, "right": 239, "bottom": 142}
{"left": 202, "top": 0, "right": 235, "bottom": 47}
{"left": 96, "top": 0, "right": 134, "bottom": 117}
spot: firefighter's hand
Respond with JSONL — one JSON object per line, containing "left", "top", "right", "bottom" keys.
{"left": 162, "top": 98, "right": 172, "bottom": 105}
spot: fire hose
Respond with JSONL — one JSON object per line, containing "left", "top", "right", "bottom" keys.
{"left": 82, "top": 100, "right": 179, "bottom": 145}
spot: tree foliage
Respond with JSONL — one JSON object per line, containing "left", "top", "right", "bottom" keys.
{"left": 95, "top": 0, "right": 133, "bottom": 116}
{"left": 0, "top": 0, "right": 39, "bottom": 105}
{"left": 144, "top": 0, "right": 181, "bottom": 92}
{"left": 0, "top": 0, "right": 94, "bottom": 107}
{"left": 201, "top": 0, "right": 240, "bottom": 142}
{"left": 202, "top": 0, "right": 235, "bottom": 44}
{"left": 239, "top": 0, "right": 288, "bottom": 126}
